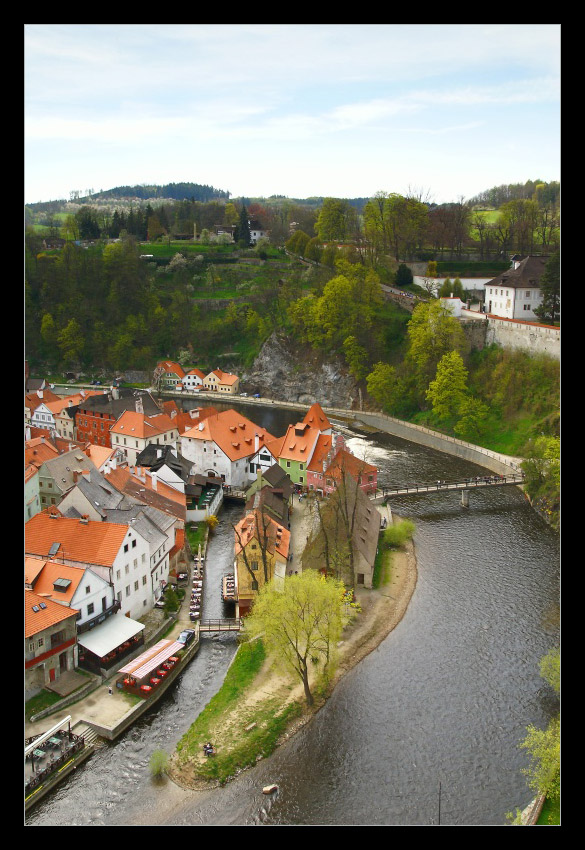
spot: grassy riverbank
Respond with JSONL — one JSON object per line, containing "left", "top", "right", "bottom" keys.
{"left": 167, "top": 526, "right": 417, "bottom": 790}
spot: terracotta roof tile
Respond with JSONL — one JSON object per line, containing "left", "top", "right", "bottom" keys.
{"left": 25, "top": 511, "right": 129, "bottom": 568}
{"left": 25, "top": 587, "right": 79, "bottom": 638}
{"left": 182, "top": 409, "right": 275, "bottom": 462}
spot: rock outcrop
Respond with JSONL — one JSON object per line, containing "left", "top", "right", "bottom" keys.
{"left": 241, "top": 333, "right": 359, "bottom": 408}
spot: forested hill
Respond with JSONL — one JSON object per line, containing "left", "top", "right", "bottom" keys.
{"left": 87, "top": 182, "right": 231, "bottom": 203}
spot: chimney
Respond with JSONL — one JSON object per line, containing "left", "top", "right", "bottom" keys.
{"left": 255, "top": 434, "right": 259, "bottom": 453}
{"left": 151, "top": 471, "right": 157, "bottom": 490}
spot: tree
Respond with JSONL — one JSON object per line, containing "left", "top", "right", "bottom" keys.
{"left": 426, "top": 350, "right": 469, "bottom": 419}
{"left": 245, "top": 571, "right": 346, "bottom": 705}
{"left": 406, "top": 299, "right": 467, "bottom": 388}
{"left": 520, "top": 718, "right": 560, "bottom": 802}
{"left": 57, "top": 318, "right": 84, "bottom": 365}
{"left": 533, "top": 250, "right": 560, "bottom": 325}
{"left": 396, "top": 263, "right": 413, "bottom": 288}
{"left": 236, "top": 205, "right": 251, "bottom": 247}
{"left": 315, "top": 198, "right": 357, "bottom": 243}
{"left": 518, "top": 647, "right": 560, "bottom": 803}
{"left": 366, "top": 362, "right": 397, "bottom": 408}
{"left": 453, "top": 395, "right": 489, "bottom": 440}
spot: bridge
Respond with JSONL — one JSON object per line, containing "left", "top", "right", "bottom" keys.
{"left": 199, "top": 618, "right": 243, "bottom": 633}
{"left": 374, "top": 473, "right": 525, "bottom": 507}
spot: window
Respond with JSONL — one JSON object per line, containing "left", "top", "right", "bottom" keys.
{"left": 125, "top": 564, "right": 129, "bottom": 574}
{"left": 251, "top": 560, "right": 258, "bottom": 571}
{"left": 142, "top": 575, "right": 147, "bottom": 585}
{"left": 133, "top": 559, "right": 138, "bottom": 569}
{"left": 124, "top": 543, "right": 129, "bottom": 553}
{"left": 132, "top": 539, "right": 137, "bottom": 548}
{"left": 87, "top": 603, "right": 94, "bottom": 615}
{"left": 134, "top": 581, "right": 139, "bottom": 591}
{"left": 523, "top": 304, "right": 531, "bottom": 311}
{"left": 252, "top": 579, "right": 258, "bottom": 590}
{"left": 125, "top": 585, "right": 130, "bottom": 597}
{"left": 37, "top": 638, "right": 44, "bottom": 648}
{"left": 116, "top": 570, "right": 121, "bottom": 580}
{"left": 85, "top": 585, "right": 91, "bottom": 594}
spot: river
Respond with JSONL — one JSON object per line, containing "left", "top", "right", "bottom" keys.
{"left": 26, "top": 407, "right": 559, "bottom": 826}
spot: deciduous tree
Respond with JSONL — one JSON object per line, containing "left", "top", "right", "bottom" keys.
{"left": 245, "top": 570, "right": 346, "bottom": 705}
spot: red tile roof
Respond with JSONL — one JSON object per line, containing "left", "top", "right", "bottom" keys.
{"left": 25, "top": 511, "right": 129, "bottom": 568}
{"left": 25, "top": 588, "right": 79, "bottom": 638}
{"left": 303, "top": 402, "right": 331, "bottom": 431}
{"left": 182, "top": 409, "right": 275, "bottom": 462}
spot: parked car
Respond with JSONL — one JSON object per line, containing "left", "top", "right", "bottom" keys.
{"left": 177, "top": 628, "right": 196, "bottom": 646}
{"left": 253, "top": 393, "right": 261, "bottom": 398}
{"left": 240, "top": 392, "right": 249, "bottom": 397}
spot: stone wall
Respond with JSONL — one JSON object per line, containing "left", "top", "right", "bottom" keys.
{"left": 486, "top": 317, "right": 560, "bottom": 360}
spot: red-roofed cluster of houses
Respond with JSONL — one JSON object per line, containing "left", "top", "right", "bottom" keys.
{"left": 25, "top": 375, "right": 377, "bottom": 698}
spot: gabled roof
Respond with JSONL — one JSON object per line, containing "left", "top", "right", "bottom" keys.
{"left": 25, "top": 558, "right": 90, "bottom": 604}
{"left": 104, "top": 466, "right": 186, "bottom": 521}
{"left": 303, "top": 402, "right": 332, "bottom": 432}
{"left": 182, "top": 409, "right": 275, "bottom": 462}
{"left": 325, "top": 448, "right": 376, "bottom": 481}
{"left": 486, "top": 255, "right": 549, "bottom": 289}
{"left": 278, "top": 422, "right": 321, "bottom": 463}
{"left": 25, "top": 388, "right": 61, "bottom": 413}
{"left": 38, "top": 452, "right": 100, "bottom": 494}
{"left": 185, "top": 367, "right": 206, "bottom": 380}
{"left": 25, "top": 588, "right": 79, "bottom": 638}
{"left": 76, "top": 389, "right": 162, "bottom": 417}
{"left": 110, "top": 410, "right": 178, "bottom": 439}
{"left": 307, "top": 433, "right": 334, "bottom": 472}
{"left": 25, "top": 511, "right": 129, "bottom": 569}
{"left": 234, "top": 510, "right": 290, "bottom": 560}
{"left": 205, "top": 369, "right": 239, "bottom": 385}
{"left": 157, "top": 361, "right": 186, "bottom": 378}
{"left": 25, "top": 437, "right": 60, "bottom": 469}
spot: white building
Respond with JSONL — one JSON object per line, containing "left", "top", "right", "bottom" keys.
{"left": 484, "top": 256, "right": 547, "bottom": 321}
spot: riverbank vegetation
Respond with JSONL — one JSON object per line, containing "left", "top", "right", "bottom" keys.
{"left": 171, "top": 636, "right": 302, "bottom": 786}
{"left": 507, "top": 647, "right": 560, "bottom": 826}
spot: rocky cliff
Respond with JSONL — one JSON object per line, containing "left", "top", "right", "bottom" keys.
{"left": 241, "top": 333, "right": 359, "bottom": 408}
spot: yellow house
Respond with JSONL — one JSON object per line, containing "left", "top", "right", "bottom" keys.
{"left": 203, "top": 368, "right": 240, "bottom": 394}
{"left": 233, "top": 510, "right": 290, "bottom": 618}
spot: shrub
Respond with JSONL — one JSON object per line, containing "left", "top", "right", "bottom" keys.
{"left": 149, "top": 749, "right": 168, "bottom": 777}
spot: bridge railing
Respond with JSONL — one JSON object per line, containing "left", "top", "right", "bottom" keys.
{"left": 199, "top": 618, "right": 243, "bottom": 632}
{"left": 380, "top": 473, "right": 525, "bottom": 496}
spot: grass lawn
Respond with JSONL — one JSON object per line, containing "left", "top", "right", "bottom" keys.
{"left": 26, "top": 689, "right": 65, "bottom": 721}
{"left": 174, "top": 638, "right": 303, "bottom": 784}
{"left": 537, "top": 796, "right": 560, "bottom": 826}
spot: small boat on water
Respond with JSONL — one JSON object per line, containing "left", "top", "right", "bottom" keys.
{"left": 262, "top": 784, "right": 278, "bottom": 795}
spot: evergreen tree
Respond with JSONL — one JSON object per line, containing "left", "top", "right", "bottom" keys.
{"left": 236, "top": 205, "right": 251, "bottom": 247}
{"left": 534, "top": 250, "right": 560, "bottom": 325}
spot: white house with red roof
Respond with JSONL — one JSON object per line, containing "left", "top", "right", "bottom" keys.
{"left": 110, "top": 410, "right": 180, "bottom": 465}
{"left": 25, "top": 556, "right": 116, "bottom": 629}
{"left": 183, "top": 368, "right": 206, "bottom": 391}
{"left": 25, "top": 511, "right": 154, "bottom": 620}
{"left": 180, "top": 409, "right": 275, "bottom": 488}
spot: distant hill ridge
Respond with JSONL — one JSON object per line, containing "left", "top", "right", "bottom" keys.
{"left": 91, "top": 182, "right": 231, "bottom": 202}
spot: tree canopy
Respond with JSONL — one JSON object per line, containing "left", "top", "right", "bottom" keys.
{"left": 245, "top": 571, "right": 346, "bottom": 705}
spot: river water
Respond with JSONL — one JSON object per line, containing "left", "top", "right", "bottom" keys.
{"left": 26, "top": 407, "right": 559, "bottom": 826}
